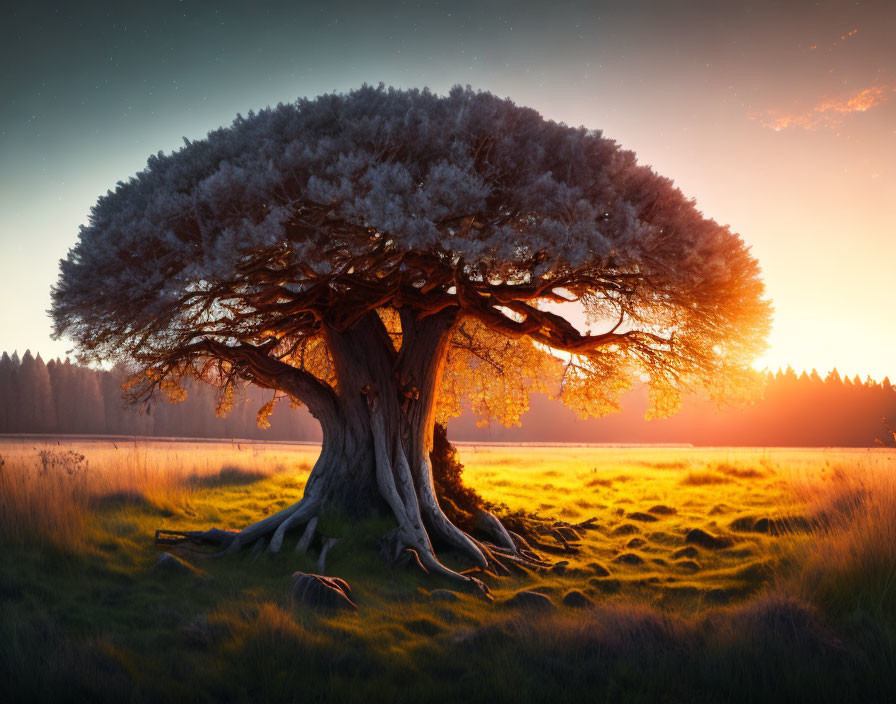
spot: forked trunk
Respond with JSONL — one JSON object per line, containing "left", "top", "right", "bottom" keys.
{"left": 308, "top": 309, "right": 491, "bottom": 575}
{"left": 158, "top": 308, "right": 540, "bottom": 587}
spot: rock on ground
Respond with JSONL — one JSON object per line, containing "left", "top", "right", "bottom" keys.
{"left": 628, "top": 512, "right": 659, "bottom": 522}
{"left": 676, "top": 560, "right": 702, "bottom": 572}
{"left": 672, "top": 546, "right": 700, "bottom": 559}
{"left": 685, "top": 528, "right": 734, "bottom": 550}
{"left": 612, "top": 523, "right": 641, "bottom": 536}
{"left": 154, "top": 552, "right": 196, "bottom": 575}
{"left": 291, "top": 572, "right": 357, "bottom": 611}
{"left": 429, "top": 589, "right": 460, "bottom": 603}
{"left": 504, "top": 590, "right": 557, "bottom": 612}
{"left": 613, "top": 552, "right": 645, "bottom": 565}
{"left": 588, "top": 562, "right": 611, "bottom": 577}
{"left": 561, "top": 590, "right": 594, "bottom": 609}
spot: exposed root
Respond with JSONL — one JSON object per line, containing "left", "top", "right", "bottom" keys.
{"left": 152, "top": 413, "right": 590, "bottom": 596}
{"left": 473, "top": 508, "right": 518, "bottom": 553}
{"left": 492, "top": 511, "right": 600, "bottom": 555}
{"left": 318, "top": 537, "right": 340, "bottom": 574}
{"left": 507, "top": 530, "right": 534, "bottom": 552}
{"left": 492, "top": 554, "right": 535, "bottom": 576}
{"left": 527, "top": 538, "right": 581, "bottom": 555}
{"left": 269, "top": 498, "right": 319, "bottom": 553}
{"left": 571, "top": 517, "right": 600, "bottom": 531}
{"left": 416, "top": 455, "right": 489, "bottom": 568}
{"left": 368, "top": 395, "right": 490, "bottom": 596}
{"left": 156, "top": 501, "right": 592, "bottom": 587}
{"left": 155, "top": 496, "right": 314, "bottom": 556}
{"left": 544, "top": 526, "right": 573, "bottom": 551}
{"left": 428, "top": 424, "right": 596, "bottom": 564}
{"left": 396, "top": 548, "right": 429, "bottom": 574}
{"left": 488, "top": 542, "right": 550, "bottom": 566}
{"left": 250, "top": 537, "right": 267, "bottom": 561}
{"left": 296, "top": 516, "right": 318, "bottom": 554}
{"left": 233, "top": 498, "right": 310, "bottom": 546}
{"left": 155, "top": 527, "right": 237, "bottom": 547}
{"left": 292, "top": 573, "right": 357, "bottom": 611}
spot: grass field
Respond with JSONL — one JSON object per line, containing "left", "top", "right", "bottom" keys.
{"left": 1, "top": 437, "right": 894, "bottom": 702}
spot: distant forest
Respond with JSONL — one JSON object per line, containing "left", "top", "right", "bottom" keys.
{"left": 0, "top": 351, "right": 319, "bottom": 441}
{"left": 1, "top": 350, "right": 895, "bottom": 446}
{"left": 451, "top": 367, "right": 896, "bottom": 447}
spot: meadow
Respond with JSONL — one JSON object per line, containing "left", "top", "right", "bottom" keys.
{"left": 1, "top": 437, "right": 894, "bottom": 702}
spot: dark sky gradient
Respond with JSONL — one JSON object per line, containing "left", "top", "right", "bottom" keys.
{"left": 2, "top": 1, "right": 894, "bottom": 377}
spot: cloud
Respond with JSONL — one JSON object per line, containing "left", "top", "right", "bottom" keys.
{"left": 754, "top": 84, "right": 892, "bottom": 132}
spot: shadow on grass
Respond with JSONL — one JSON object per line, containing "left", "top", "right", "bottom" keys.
{"left": 187, "top": 465, "right": 268, "bottom": 489}
{"left": 90, "top": 490, "right": 154, "bottom": 511}
{"left": 680, "top": 471, "right": 732, "bottom": 486}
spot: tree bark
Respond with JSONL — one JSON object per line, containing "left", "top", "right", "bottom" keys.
{"left": 158, "top": 307, "right": 542, "bottom": 587}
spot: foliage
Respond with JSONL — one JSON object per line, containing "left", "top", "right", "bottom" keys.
{"left": 438, "top": 319, "right": 561, "bottom": 426}
{"left": 51, "top": 84, "right": 771, "bottom": 424}
{"left": 429, "top": 423, "right": 485, "bottom": 527}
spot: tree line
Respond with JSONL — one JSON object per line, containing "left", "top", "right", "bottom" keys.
{"left": 2, "top": 351, "right": 894, "bottom": 446}
{"left": 450, "top": 366, "right": 896, "bottom": 447}
{"left": 0, "top": 351, "right": 320, "bottom": 440}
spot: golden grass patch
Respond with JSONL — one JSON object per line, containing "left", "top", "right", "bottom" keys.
{"left": 1, "top": 438, "right": 893, "bottom": 616}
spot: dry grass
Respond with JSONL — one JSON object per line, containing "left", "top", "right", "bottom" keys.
{"left": 1, "top": 439, "right": 892, "bottom": 608}
{"left": 0, "top": 438, "right": 317, "bottom": 549}
{"left": 680, "top": 470, "right": 733, "bottom": 486}
{"left": 779, "top": 458, "right": 896, "bottom": 618}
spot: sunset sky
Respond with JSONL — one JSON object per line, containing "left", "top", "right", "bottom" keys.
{"left": 2, "top": 1, "right": 894, "bottom": 380}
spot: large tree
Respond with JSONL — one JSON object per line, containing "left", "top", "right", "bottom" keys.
{"left": 52, "top": 85, "right": 770, "bottom": 584}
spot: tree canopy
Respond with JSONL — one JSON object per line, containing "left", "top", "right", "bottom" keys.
{"left": 50, "top": 84, "right": 773, "bottom": 581}
{"left": 52, "top": 84, "right": 770, "bottom": 426}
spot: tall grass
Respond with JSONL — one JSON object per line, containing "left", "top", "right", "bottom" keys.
{"left": 0, "top": 451, "right": 91, "bottom": 550}
{"left": 0, "top": 439, "right": 317, "bottom": 550}
{"left": 781, "top": 459, "right": 896, "bottom": 619}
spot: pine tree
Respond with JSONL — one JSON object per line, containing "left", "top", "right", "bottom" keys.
{"left": 33, "top": 353, "right": 56, "bottom": 432}
{"left": 0, "top": 351, "right": 17, "bottom": 433}
{"left": 17, "top": 350, "right": 39, "bottom": 431}
{"left": 73, "top": 367, "right": 105, "bottom": 434}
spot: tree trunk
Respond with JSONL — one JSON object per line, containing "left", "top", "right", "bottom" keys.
{"left": 158, "top": 308, "right": 540, "bottom": 587}
{"left": 317, "top": 309, "right": 492, "bottom": 579}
